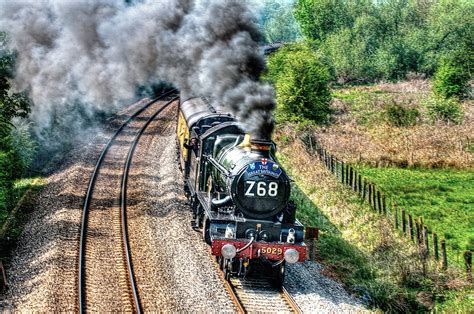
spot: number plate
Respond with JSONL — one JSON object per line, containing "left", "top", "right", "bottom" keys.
{"left": 261, "top": 247, "right": 283, "bottom": 256}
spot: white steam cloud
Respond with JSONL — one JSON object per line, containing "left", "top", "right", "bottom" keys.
{"left": 0, "top": 0, "right": 275, "bottom": 140}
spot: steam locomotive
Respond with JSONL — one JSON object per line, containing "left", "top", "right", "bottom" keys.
{"left": 176, "top": 96, "right": 306, "bottom": 286}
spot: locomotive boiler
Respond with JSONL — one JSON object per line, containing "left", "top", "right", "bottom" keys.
{"left": 176, "top": 96, "right": 306, "bottom": 286}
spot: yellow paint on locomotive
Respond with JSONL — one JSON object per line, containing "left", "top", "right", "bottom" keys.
{"left": 177, "top": 110, "right": 190, "bottom": 161}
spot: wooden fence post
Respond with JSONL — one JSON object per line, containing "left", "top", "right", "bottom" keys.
{"left": 368, "top": 184, "right": 373, "bottom": 208}
{"left": 341, "top": 161, "right": 345, "bottom": 183}
{"left": 402, "top": 208, "right": 406, "bottom": 234}
{"left": 415, "top": 221, "right": 421, "bottom": 244}
{"left": 346, "top": 166, "right": 350, "bottom": 186}
{"left": 372, "top": 186, "right": 377, "bottom": 210}
{"left": 358, "top": 174, "right": 362, "bottom": 195}
{"left": 441, "top": 240, "right": 448, "bottom": 270}
{"left": 465, "top": 250, "right": 472, "bottom": 282}
{"left": 394, "top": 204, "right": 399, "bottom": 229}
{"left": 353, "top": 170, "right": 357, "bottom": 191}
{"left": 377, "top": 190, "right": 382, "bottom": 214}
{"left": 423, "top": 226, "right": 429, "bottom": 256}
{"left": 408, "top": 214, "right": 414, "bottom": 241}
{"left": 362, "top": 179, "right": 367, "bottom": 200}
{"left": 433, "top": 233, "right": 439, "bottom": 261}
{"left": 349, "top": 167, "right": 353, "bottom": 188}
{"left": 382, "top": 195, "right": 387, "bottom": 214}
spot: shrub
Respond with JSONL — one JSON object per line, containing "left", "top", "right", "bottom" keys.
{"left": 0, "top": 150, "right": 14, "bottom": 218}
{"left": 10, "top": 121, "right": 37, "bottom": 176}
{"left": 424, "top": 96, "right": 464, "bottom": 124}
{"left": 384, "top": 103, "right": 419, "bottom": 127}
{"left": 433, "top": 58, "right": 470, "bottom": 99}
{"left": 265, "top": 42, "right": 332, "bottom": 124}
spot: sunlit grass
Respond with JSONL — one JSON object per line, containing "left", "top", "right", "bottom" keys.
{"left": 357, "top": 166, "right": 474, "bottom": 265}
{"left": 0, "top": 177, "right": 44, "bottom": 228}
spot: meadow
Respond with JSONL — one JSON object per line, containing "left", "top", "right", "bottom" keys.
{"left": 357, "top": 166, "right": 474, "bottom": 265}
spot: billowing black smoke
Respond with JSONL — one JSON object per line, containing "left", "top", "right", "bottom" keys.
{"left": 0, "top": 0, "right": 275, "bottom": 140}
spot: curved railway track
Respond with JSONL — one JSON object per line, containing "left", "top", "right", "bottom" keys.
{"left": 78, "top": 90, "right": 178, "bottom": 313}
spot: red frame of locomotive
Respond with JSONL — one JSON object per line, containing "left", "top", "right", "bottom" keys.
{"left": 212, "top": 239, "right": 307, "bottom": 262}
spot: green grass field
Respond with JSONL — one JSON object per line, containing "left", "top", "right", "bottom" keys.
{"left": 357, "top": 166, "right": 474, "bottom": 264}
{"left": 0, "top": 177, "right": 44, "bottom": 228}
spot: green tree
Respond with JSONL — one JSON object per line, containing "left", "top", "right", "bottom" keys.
{"left": 257, "top": 0, "right": 301, "bottom": 43}
{"left": 433, "top": 56, "right": 470, "bottom": 99}
{"left": 424, "top": 0, "right": 473, "bottom": 74}
{"left": 265, "top": 42, "right": 332, "bottom": 123}
{"left": 295, "top": 0, "right": 352, "bottom": 41}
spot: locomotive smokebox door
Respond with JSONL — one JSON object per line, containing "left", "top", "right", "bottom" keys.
{"left": 232, "top": 159, "right": 291, "bottom": 219}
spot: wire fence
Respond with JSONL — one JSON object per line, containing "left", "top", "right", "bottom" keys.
{"left": 301, "top": 132, "right": 472, "bottom": 280}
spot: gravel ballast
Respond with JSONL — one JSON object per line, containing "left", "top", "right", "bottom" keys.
{"left": 0, "top": 99, "right": 367, "bottom": 313}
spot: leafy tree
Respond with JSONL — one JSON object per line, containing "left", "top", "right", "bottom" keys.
{"left": 294, "top": 0, "right": 473, "bottom": 83}
{"left": 424, "top": 0, "right": 473, "bottom": 74}
{"left": 295, "top": 0, "right": 352, "bottom": 41}
{"left": 0, "top": 32, "right": 31, "bottom": 134}
{"left": 256, "top": 0, "right": 301, "bottom": 43}
{"left": 433, "top": 56, "right": 470, "bottom": 99}
{"left": 247, "top": 0, "right": 300, "bottom": 43}
{"left": 265, "top": 42, "right": 332, "bottom": 123}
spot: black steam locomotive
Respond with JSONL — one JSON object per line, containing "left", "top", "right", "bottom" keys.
{"left": 177, "top": 97, "right": 306, "bottom": 286}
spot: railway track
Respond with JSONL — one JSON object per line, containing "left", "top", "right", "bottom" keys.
{"left": 78, "top": 90, "right": 178, "bottom": 313}
{"left": 215, "top": 261, "right": 302, "bottom": 313}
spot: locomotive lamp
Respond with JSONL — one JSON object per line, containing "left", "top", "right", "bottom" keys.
{"left": 284, "top": 249, "right": 300, "bottom": 264}
{"left": 287, "top": 228, "right": 296, "bottom": 244}
{"left": 221, "top": 244, "right": 237, "bottom": 259}
{"left": 225, "top": 224, "right": 235, "bottom": 239}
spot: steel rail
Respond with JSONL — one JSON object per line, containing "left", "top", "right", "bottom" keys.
{"left": 120, "top": 96, "right": 179, "bottom": 313}
{"left": 212, "top": 258, "right": 246, "bottom": 314}
{"left": 281, "top": 286, "right": 303, "bottom": 314}
{"left": 216, "top": 265, "right": 302, "bottom": 314}
{"left": 78, "top": 89, "right": 177, "bottom": 313}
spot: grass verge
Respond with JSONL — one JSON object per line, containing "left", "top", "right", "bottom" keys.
{"left": 275, "top": 126, "right": 473, "bottom": 312}
{"left": 0, "top": 177, "right": 45, "bottom": 258}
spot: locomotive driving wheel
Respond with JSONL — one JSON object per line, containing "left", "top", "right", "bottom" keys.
{"left": 202, "top": 214, "right": 211, "bottom": 245}
{"left": 271, "top": 261, "right": 286, "bottom": 288}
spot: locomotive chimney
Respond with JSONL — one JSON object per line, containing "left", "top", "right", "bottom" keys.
{"left": 250, "top": 137, "right": 272, "bottom": 157}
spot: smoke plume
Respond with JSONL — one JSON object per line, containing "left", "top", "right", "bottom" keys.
{"left": 0, "top": 0, "right": 275, "bottom": 140}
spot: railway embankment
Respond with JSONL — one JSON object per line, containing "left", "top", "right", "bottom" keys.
{"left": 274, "top": 81, "right": 473, "bottom": 312}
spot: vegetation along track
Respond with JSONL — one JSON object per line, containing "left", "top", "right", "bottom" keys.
{"left": 78, "top": 90, "right": 178, "bottom": 313}
{"left": 216, "top": 263, "right": 301, "bottom": 314}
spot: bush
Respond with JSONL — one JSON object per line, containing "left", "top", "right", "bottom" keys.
{"left": 265, "top": 42, "right": 332, "bottom": 124}
{"left": 424, "top": 96, "right": 464, "bottom": 124}
{"left": 294, "top": 0, "right": 473, "bottom": 83}
{"left": 10, "top": 121, "right": 37, "bottom": 176}
{"left": 384, "top": 103, "right": 419, "bottom": 127}
{"left": 0, "top": 150, "right": 14, "bottom": 218}
{"left": 433, "top": 58, "right": 470, "bottom": 99}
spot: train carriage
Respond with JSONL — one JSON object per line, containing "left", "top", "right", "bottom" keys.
{"left": 177, "top": 96, "right": 306, "bottom": 286}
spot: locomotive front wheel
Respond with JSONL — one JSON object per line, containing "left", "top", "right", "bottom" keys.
{"left": 223, "top": 259, "right": 231, "bottom": 281}
{"left": 272, "top": 261, "right": 286, "bottom": 288}
{"left": 202, "top": 215, "right": 211, "bottom": 245}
